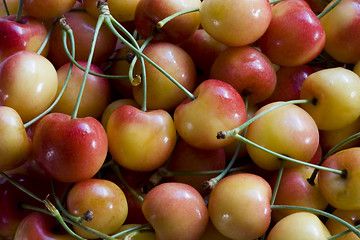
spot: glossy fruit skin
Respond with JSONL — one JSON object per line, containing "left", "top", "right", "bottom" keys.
{"left": 14, "top": 212, "right": 77, "bottom": 240}
{"left": 0, "top": 50, "right": 58, "bottom": 123}
{"left": 267, "top": 212, "right": 331, "bottom": 240}
{"left": 300, "top": 67, "right": 360, "bottom": 131}
{"left": 107, "top": 105, "right": 177, "bottom": 172}
{"left": 32, "top": 113, "right": 108, "bottom": 183}
{"left": 199, "top": 0, "right": 272, "bottom": 47}
{"left": 209, "top": 45, "right": 277, "bottom": 104}
{"left": 66, "top": 179, "right": 128, "bottom": 239}
{"left": 174, "top": 79, "right": 247, "bottom": 150}
{"left": 208, "top": 173, "right": 272, "bottom": 240}
{"left": 0, "top": 15, "right": 48, "bottom": 62}
{"left": 23, "top": 0, "right": 77, "bottom": 19}
{"left": 142, "top": 182, "right": 209, "bottom": 240}
{"left": 47, "top": 11, "right": 117, "bottom": 68}
{"left": 326, "top": 209, "right": 360, "bottom": 240}
{"left": 258, "top": 0, "right": 326, "bottom": 66}
{"left": 320, "top": 0, "right": 360, "bottom": 64}
{"left": 318, "top": 147, "right": 360, "bottom": 210}
{"left": 53, "top": 61, "right": 111, "bottom": 119}
{"left": 132, "top": 42, "right": 197, "bottom": 111}
{"left": 134, "top": 0, "right": 201, "bottom": 43}
{"left": 246, "top": 102, "right": 319, "bottom": 170}
{"left": 0, "top": 106, "right": 30, "bottom": 171}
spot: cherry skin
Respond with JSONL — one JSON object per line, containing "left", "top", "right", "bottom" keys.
{"left": 66, "top": 178, "right": 128, "bottom": 239}
{"left": 0, "top": 50, "right": 58, "bottom": 123}
{"left": 23, "top": 0, "right": 77, "bottom": 19}
{"left": 107, "top": 105, "right": 177, "bottom": 172}
{"left": 199, "top": 0, "right": 272, "bottom": 47}
{"left": 208, "top": 173, "right": 272, "bottom": 240}
{"left": 209, "top": 45, "right": 277, "bottom": 104}
{"left": 142, "top": 182, "right": 209, "bottom": 240}
{"left": 32, "top": 113, "right": 108, "bottom": 183}
{"left": 14, "top": 212, "right": 77, "bottom": 240}
{"left": 174, "top": 79, "right": 247, "bottom": 150}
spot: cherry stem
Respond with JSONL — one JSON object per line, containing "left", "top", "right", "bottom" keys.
{"left": 71, "top": 14, "right": 105, "bottom": 119}
{"left": 0, "top": 172, "right": 43, "bottom": 203}
{"left": 124, "top": 228, "right": 156, "bottom": 240}
{"left": 269, "top": 0, "right": 285, "bottom": 4}
{"left": 308, "top": 131, "right": 360, "bottom": 185}
{"left": 271, "top": 205, "right": 360, "bottom": 238}
{"left": 156, "top": 8, "right": 200, "bottom": 28}
{"left": 37, "top": 19, "right": 56, "bottom": 55}
{"left": 2, "top": 0, "right": 9, "bottom": 16}
{"left": 317, "top": 0, "right": 343, "bottom": 19}
{"left": 111, "top": 162, "right": 144, "bottom": 202}
{"left": 328, "top": 223, "right": 360, "bottom": 240}
{"left": 103, "top": 15, "right": 196, "bottom": 101}
{"left": 15, "top": 0, "right": 23, "bottom": 22}
{"left": 235, "top": 134, "right": 344, "bottom": 175}
{"left": 111, "top": 224, "right": 153, "bottom": 238}
{"left": 270, "top": 159, "right": 285, "bottom": 206}
{"left": 24, "top": 30, "right": 74, "bottom": 129}
{"left": 217, "top": 99, "right": 312, "bottom": 139}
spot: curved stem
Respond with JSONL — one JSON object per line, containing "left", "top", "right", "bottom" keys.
{"left": 24, "top": 30, "right": 74, "bottom": 129}
{"left": 71, "top": 15, "right": 105, "bottom": 119}
{"left": 111, "top": 223, "right": 152, "bottom": 238}
{"left": 217, "top": 99, "right": 312, "bottom": 139}
{"left": 2, "top": 0, "right": 9, "bottom": 16}
{"left": 124, "top": 228, "right": 155, "bottom": 240}
{"left": 235, "top": 134, "right": 344, "bottom": 176}
{"left": 317, "top": 0, "right": 343, "bottom": 19}
{"left": 16, "top": 0, "right": 23, "bottom": 22}
{"left": 328, "top": 223, "right": 360, "bottom": 240}
{"left": 37, "top": 19, "right": 56, "bottom": 55}
{"left": 271, "top": 205, "right": 360, "bottom": 238}
{"left": 0, "top": 172, "right": 43, "bottom": 203}
{"left": 156, "top": 8, "right": 199, "bottom": 28}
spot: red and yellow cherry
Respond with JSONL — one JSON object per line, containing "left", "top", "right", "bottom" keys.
{"left": 258, "top": 0, "right": 325, "bottom": 67}
{"left": 209, "top": 45, "right": 277, "bottom": 104}
{"left": 300, "top": 67, "right": 360, "bottom": 131}
{"left": 134, "top": 0, "right": 201, "bottom": 43}
{"left": 107, "top": 105, "right": 177, "bottom": 172}
{"left": 83, "top": 0, "right": 141, "bottom": 23}
{"left": 47, "top": 11, "right": 117, "bottom": 68}
{"left": 269, "top": 165, "right": 328, "bottom": 222}
{"left": 246, "top": 102, "right": 319, "bottom": 170}
{"left": 14, "top": 212, "right": 77, "bottom": 240}
{"left": 23, "top": 0, "right": 77, "bottom": 19}
{"left": 208, "top": 173, "right": 272, "bottom": 240}
{"left": 132, "top": 42, "right": 197, "bottom": 111}
{"left": 0, "top": 15, "right": 49, "bottom": 62}
{"left": 318, "top": 147, "right": 360, "bottom": 210}
{"left": 0, "top": 50, "right": 58, "bottom": 123}
{"left": 199, "top": 0, "right": 271, "bottom": 47}
{"left": 165, "top": 137, "right": 226, "bottom": 196}
{"left": 174, "top": 79, "right": 247, "bottom": 150}
{"left": 52, "top": 61, "right": 111, "bottom": 119}
{"left": 267, "top": 212, "right": 331, "bottom": 240}
{"left": 0, "top": 106, "right": 30, "bottom": 172}
{"left": 320, "top": 0, "right": 360, "bottom": 64}
{"left": 101, "top": 98, "right": 140, "bottom": 132}
{"left": 142, "top": 182, "right": 209, "bottom": 240}
{"left": 326, "top": 208, "right": 360, "bottom": 240}
{"left": 32, "top": 113, "right": 108, "bottom": 183}
{"left": 66, "top": 178, "right": 128, "bottom": 239}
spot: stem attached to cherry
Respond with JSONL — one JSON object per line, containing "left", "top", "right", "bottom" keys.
{"left": 156, "top": 8, "right": 200, "bottom": 28}
{"left": 2, "top": 0, "right": 9, "bottom": 16}
{"left": 15, "top": 0, "right": 23, "bottom": 22}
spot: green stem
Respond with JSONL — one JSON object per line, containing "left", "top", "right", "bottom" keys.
{"left": 112, "top": 163, "right": 144, "bottom": 202}
{"left": 71, "top": 15, "right": 105, "bottom": 119}
{"left": 271, "top": 205, "right": 360, "bottom": 238}
{"left": 37, "top": 19, "right": 56, "bottom": 55}
{"left": 156, "top": 8, "right": 199, "bottom": 28}
{"left": 124, "top": 228, "right": 156, "bottom": 240}
{"left": 217, "top": 99, "right": 312, "bottom": 139}
{"left": 23, "top": 30, "right": 74, "bottom": 129}
{"left": 307, "top": 131, "right": 360, "bottom": 185}
{"left": 317, "top": 0, "right": 343, "bottom": 19}
{"left": 0, "top": 172, "right": 43, "bottom": 203}
{"left": 16, "top": 0, "right": 23, "bottom": 22}
{"left": 111, "top": 223, "right": 152, "bottom": 238}
{"left": 328, "top": 224, "right": 360, "bottom": 240}
{"left": 2, "top": 0, "right": 9, "bottom": 16}
{"left": 271, "top": 160, "right": 285, "bottom": 206}
{"left": 269, "top": 0, "right": 285, "bottom": 4}
{"left": 104, "top": 16, "right": 196, "bottom": 101}
{"left": 235, "top": 134, "right": 345, "bottom": 176}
